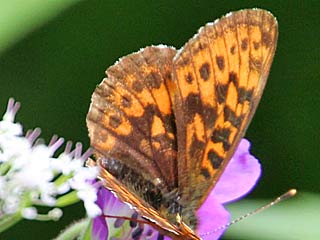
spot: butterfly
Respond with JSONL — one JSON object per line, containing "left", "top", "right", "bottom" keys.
{"left": 86, "top": 8, "right": 278, "bottom": 240}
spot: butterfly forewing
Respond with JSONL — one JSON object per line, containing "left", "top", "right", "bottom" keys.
{"left": 170, "top": 9, "right": 278, "bottom": 208}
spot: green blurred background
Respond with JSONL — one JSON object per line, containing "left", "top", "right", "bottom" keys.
{"left": 0, "top": 0, "right": 319, "bottom": 239}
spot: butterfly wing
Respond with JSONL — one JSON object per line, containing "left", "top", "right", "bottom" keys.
{"left": 169, "top": 9, "right": 278, "bottom": 209}
{"left": 87, "top": 8, "right": 278, "bottom": 238}
{"left": 87, "top": 46, "right": 188, "bottom": 233}
{"left": 87, "top": 46, "right": 178, "bottom": 191}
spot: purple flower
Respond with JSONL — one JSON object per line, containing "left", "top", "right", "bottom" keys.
{"left": 92, "top": 139, "right": 261, "bottom": 240}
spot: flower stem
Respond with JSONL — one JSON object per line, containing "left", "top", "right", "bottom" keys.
{"left": 53, "top": 218, "right": 90, "bottom": 240}
{"left": 55, "top": 190, "right": 79, "bottom": 207}
{"left": 54, "top": 173, "right": 71, "bottom": 186}
{"left": 0, "top": 212, "right": 22, "bottom": 233}
{"left": 0, "top": 161, "right": 11, "bottom": 175}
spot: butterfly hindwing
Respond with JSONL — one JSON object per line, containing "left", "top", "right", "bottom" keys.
{"left": 87, "top": 46, "right": 179, "bottom": 195}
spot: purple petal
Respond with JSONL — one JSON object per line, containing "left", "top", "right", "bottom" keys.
{"left": 92, "top": 138, "right": 261, "bottom": 239}
{"left": 92, "top": 187, "right": 109, "bottom": 240}
{"left": 211, "top": 139, "right": 261, "bottom": 204}
{"left": 197, "top": 197, "right": 230, "bottom": 240}
{"left": 92, "top": 187, "right": 135, "bottom": 239}
{"left": 92, "top": 186, "right": 162, "bottom": 240}
{"left": 92, "top": 214, "right": 108, "bottom": 240}
{"left": 97, "top": 186, "right": 134, "bottom": 217}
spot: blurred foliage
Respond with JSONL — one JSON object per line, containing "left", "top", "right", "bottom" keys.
{"left": 225, "top": 192, "right": 320, "bottom": 239}
{"left": 0, "top": 0, "right": 319, "bottom": 239}
{"left": 0, "top": 0, "right": 82, "bottom": 54}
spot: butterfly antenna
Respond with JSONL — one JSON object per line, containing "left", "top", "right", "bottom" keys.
{"left": 201, "top": 189, "right": 297, "bottom": 237}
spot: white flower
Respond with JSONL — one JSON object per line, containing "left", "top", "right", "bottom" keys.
{"left": 69, "top": 162, "right": 101, "bottom": 217}
{"left": 21, "top": 207, "right": 37, "bottom": 220}
{"left": 0, "top": 98, "right": 99, "bottom": 220}
{"left": 48, "top": 208, "right": 63, "bottom": 221}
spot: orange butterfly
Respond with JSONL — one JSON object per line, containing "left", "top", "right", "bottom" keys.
{"left": 87, "top": 9, "right": 278, "bottom": 239}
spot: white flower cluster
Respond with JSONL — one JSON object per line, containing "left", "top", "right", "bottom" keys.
{"left": 0, "top": 99, "right": 101, "bottom": 220}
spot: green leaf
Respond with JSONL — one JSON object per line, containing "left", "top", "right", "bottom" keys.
{"left": 0, "top": 0, "right": 82, "bottom": 54}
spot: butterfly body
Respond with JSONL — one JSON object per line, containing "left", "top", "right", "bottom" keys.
{"left": 87, "top": 9, "right": 278, "bottom": 239}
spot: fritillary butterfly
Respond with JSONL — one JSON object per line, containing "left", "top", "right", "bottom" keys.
{"left": 87, "top": 9, "right": 278, "bottom": 239}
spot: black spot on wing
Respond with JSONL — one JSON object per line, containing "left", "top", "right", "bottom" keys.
{"left": 109, "top": 115, "right": 122, "bottom": 128}
{"left": 199, "top": 62, "right": 210, "bottom": 81}
{"left": 184, "top": 93, "right": 202, "bottom": 123}
{"left": 216, "top": 84, "right": 228, "bottom": 104}
{"left": 201, "top": 167, "right": 211, "bottom": 179}
{"left": 132, "top": 80, "right": 144, "bottom": 92}
{"left": 202, "top": 105, "right": 217, "bottom": 129}
{"left": 211, "top": 127, "right": 231, "bottom": 151}
{"left": 262, "top": 31, "right": 272, "bottom": 47}
{"left": 241, "top": 38, "right": 248, "bottom": 51}
{"left": 183, "top": 93, "right": 217, "bottom": 128}
{"left": 224, "top": 106, "right": 244, "bottom": 128}
{"left": 145, "top": 72, "right": 162, "bottom": 89}
{"left": 229, "top": 72, "right": 238, "bottom": 86}
{"left": 216, "top": 56, "right": 225, "bottom": 71}
{"left": 207, "top": 150, "right": 223, "bottom": 169}
{"left": 186, "top": 72, "right": 194, "bottom": 84}
{"left": 238, "top": 87, "right": 253, "bottom": 104}
{"left": 121, "top": 94, "right": 132, "bottom": 108}
{"left": 230, "top": 45, "right": 236, "bottom": 54}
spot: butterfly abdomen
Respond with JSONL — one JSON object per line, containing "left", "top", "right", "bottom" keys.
{"left": 98, "top": 156, "right": 199, "bottom": 229}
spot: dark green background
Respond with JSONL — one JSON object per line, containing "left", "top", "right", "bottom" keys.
{"left": 0, "top": 1, "right": 319, "bottom": 239}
